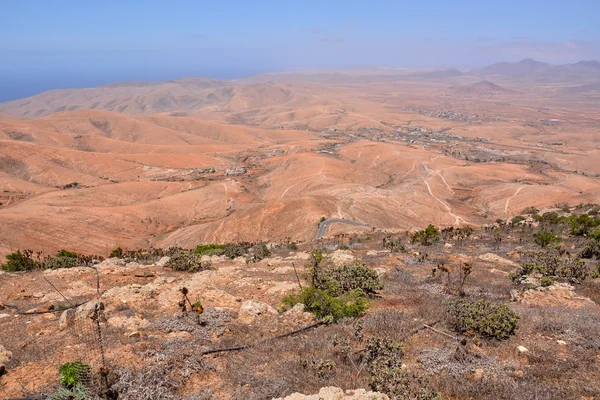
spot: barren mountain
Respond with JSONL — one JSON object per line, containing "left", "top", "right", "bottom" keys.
{"left": 478, "top": 58, "right": 600, "bottom": 81}
{"left": 1, "top": 69, "right": 600, "bottom": 257}
{"left": 0, "top": 78, "right": 235, "bottom": 118}
{"left": 452, "top": 80, "right": 515, "bottom": 94}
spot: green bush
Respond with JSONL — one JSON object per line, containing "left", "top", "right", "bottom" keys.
{"left": 45, "top": 256, "right": 78, "bottom": 270}
{"left": 166, "top": 249, "right": 212, "bottom": 272}
{"left": 194, "top": 243, "right": 225, "bottom": 256}
{"left": 317, "top": 262, "right": 383, "bottom": 297}
{"left": 56, "top": 249, "right": 78, "bottom": 258}
{"left": 287, "top": 242, "right": 298, "bottom": 250}
{"left": 447, "top": 299, "right": 519, "bottom": 340}
{"left": 533, "top": 229, "right": 561, "bottom": 247}
{"left": 411, "top": 225, "right": 440, "bottom": 246}
{"left": 58, "top": 361, "right": 91, "bottom": 388}
{"left": 511, "top": 215, "right": 526, "bottom": 224}
{"left": 282, "top": 287, "right": 367, "bottom": 321}
{"left": 540, "top": 276, "right": 554, "bottom": 287}
{"left": 567, "top": 213, "right": 600, "bottom": 236}
{"left": 1, "top": 250, "right": 39, "bottom": 272}
{"left": 109, "top": 247, "right": 123, "bottom": 258}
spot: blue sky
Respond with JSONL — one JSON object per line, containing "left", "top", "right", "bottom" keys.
{"left": 1, "top": 0, "right": 599, "bottom": 101}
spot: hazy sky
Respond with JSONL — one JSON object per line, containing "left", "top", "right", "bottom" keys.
{"left": 1, "top": 0, "right": 599, "bottom": 101}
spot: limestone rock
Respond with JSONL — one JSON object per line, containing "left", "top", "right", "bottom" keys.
{"left": 107, "top": 316, "right": 150, "bottom": 332}
{"left": 239, "top": 300, "right": 277, "bottom": 322}
{"left": 273, "top": 386, "right": 389, "bottom": 400}
{"left": 328, "top": 250, "right": 355, "bottom": 266}
{"left": 0, "top": 345, "right": 12, "bottom": 364}
{"left": 59, "top": 309, "right": 74, "bottom": 331}
{"left": 156, "top": 256, "right": 171, "bottom": 267}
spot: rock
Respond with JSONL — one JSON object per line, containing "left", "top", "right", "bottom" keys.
{"left": 97, "top": 258, "right": 126, "bottom": 268}
{"left": 0, "top": 345, "right": 12, "bottom": 364}
{"left": 478, "top": 253, "right": 517, "bottom": 266}
{"left": 444, "top": 243, "right": 453, "bottom": 249}
{"left": 59, "top": 309, "right": 73, "bottom": 331}
{"left": 273, "top": 386, "right": 389, "bottom": 400}
{"left": 510, "top": 289, "right": 520, "bottom": 302}
{"left": 134, "top": 271, "right": 156, "bottom": 278}
{"left": 107, "top": 316, "right": 150, "bottom": 332}
{"left": 239, "top": 300, "right": 277, "bottom": 322}
{"left": 472, "top": 368, "right": 484, "bottom": 380}
{"left": 0, "top": 313, "right": 10, "bottom": 320}
{"left": 557, "top": 340, "right": 567, "bottom": 346}
{"left": 517, "top": 345, "right": 529, "bottom": 354}
{"left": 128, "top": 331, "right": 141, "bottom": 338}
{"left": 156, "top": 256, "right": 171, "bottom": 267}
{"left": 328, "top": 250, "right": 355, "bottom": 266}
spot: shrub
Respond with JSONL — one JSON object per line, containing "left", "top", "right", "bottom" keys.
{"left": 56, "top": 249, "right": 78, "bottom": 258}
{"left": 447, "top": 299, "right": 519, "bottom": 340}
{"left": 411, "top": 224, "right": 440, "bottom": 246}
{"left": 534, "top": 229, "right": 561, "bottom": 247}
{"left": 166, "top": 249, "right": 212, "bottom": 272}
{"left": 58, "top": 361, "right": 92, "bottom": 388}
{"left": 282, "top": 287, "right": 367, "bottom": 321}
{"left": 247, "top": 243, "right": 271, "bottom": 263}
{"left": 580, "top": 240, "right": 600, "bottom": 259}
{"left": 568, "top": 213, "right": 600, "bottom": 236}
{"left": 1, "top": 249, "right": 39, "bottom": 272}
{"left": 222, "top": 243, "right": 249, "bottom": 259}
{"left": 540, "top": 276, "right": 554, "bottom": 287}
{"left": 287, "top": 242, "right": 298, "bottom": 250}
{"left": 194, "top": 243, "right": 225, "bottom": 256}
{"left": 383, "top": 237, "right": 406, "bottom": 252}
{"left": 511, "top": 251, "right": 591, "bottom": 282}
{"left": 45, "top": 256, "right": 78, "bottom": 270}
{"left": 365, "top": 337, "right": 439, "bottom": 400}
{"left": 538, "top": 211, "right": 560, "bottom": 225}
{"left": 316, "top": 262, "right": 383, "bottom": 297}
{"left": 110, "top": 247, "right": 123, "bottom": 258}
{"left": 521, "top": 206, "right": 539, "bottom": 215}
{"left": 511, "top": 215, "right": 526, "bottom": 224}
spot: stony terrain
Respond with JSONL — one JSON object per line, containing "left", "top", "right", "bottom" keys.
{"left": 1, "top": 217, "right": 599, "bottom": 399}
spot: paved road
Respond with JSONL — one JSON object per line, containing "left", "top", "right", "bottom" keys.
{"left": 316, "top": 218, "right": 370, "bottom": 239}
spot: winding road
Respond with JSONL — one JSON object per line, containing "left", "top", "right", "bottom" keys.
{"left": 316, "top": 218, "right": 370, "bottom": 239}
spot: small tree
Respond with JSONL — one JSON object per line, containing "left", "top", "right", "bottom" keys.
{"left": 411, "top": 225, "right": 440, "bottom": 246}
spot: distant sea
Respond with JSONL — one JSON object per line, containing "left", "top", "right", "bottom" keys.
{"left": 0, "top": 68, "right": 274, "bottom": 103}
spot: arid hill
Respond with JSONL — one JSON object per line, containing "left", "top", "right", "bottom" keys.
{"left": 452, "top": 80, "right": 515, "bottom": 94}
{"left": 1, "top": 65, "right": 600, "bottom": 256}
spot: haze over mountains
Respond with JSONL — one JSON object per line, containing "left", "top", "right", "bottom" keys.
{"left": 1, "top": 58, "right": 600, "bottom": 256}
{"left": 2, "top": 59, "right": 600, "bottom": 119}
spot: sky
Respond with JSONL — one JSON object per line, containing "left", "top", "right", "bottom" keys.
{"left": 1, "top": 0, "right": 599, "bottom": 101}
